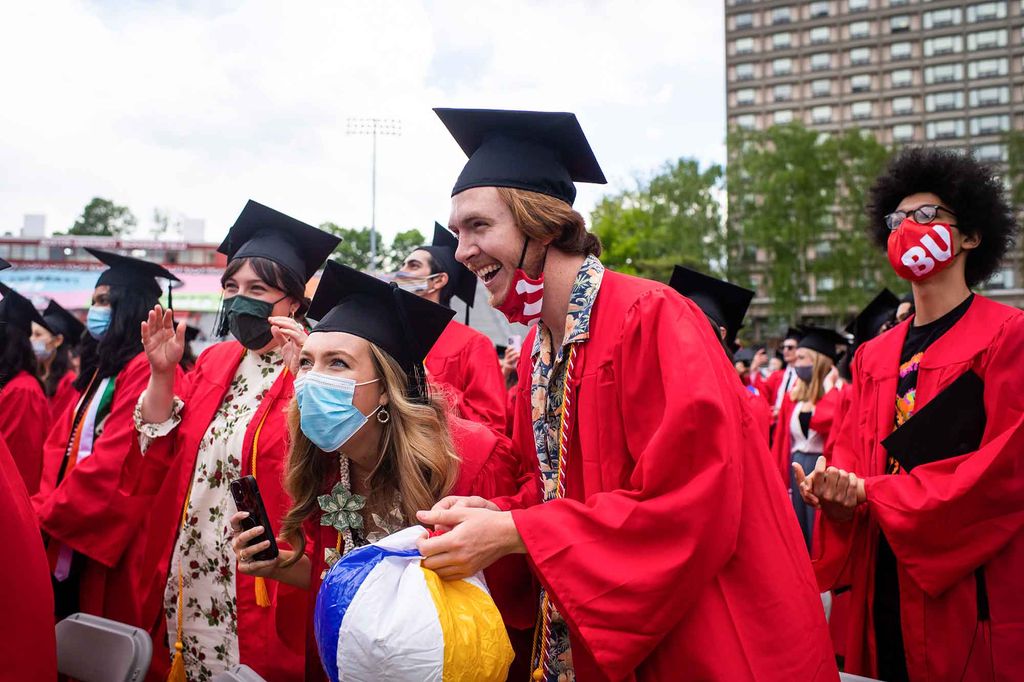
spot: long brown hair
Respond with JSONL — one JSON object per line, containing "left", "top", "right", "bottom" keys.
{"left": 278, "top": 343, "right": 460, "bottom": 566}
{"left": 221, "top": 256, "right": 309, "bottom": 319}
{"left": 496, "top": 187, "right": 602, "bottom": 257}
{"left": 790, "top": 349, "right": 833, "bottom": 405}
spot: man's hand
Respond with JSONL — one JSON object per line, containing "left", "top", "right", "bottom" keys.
{"left": 427, "top": 496, "right": 501, "bottom": 530}
{"left": 415, "top": 507, "right": 524, "bottom": 581}
{"left": 793, "top": 456, "right": 864, "bottom": 522}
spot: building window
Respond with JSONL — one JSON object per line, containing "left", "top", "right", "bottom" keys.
{"left": 969, "top": 85, "right": 1010, "bottom": 107}
{"left": 967, "top": 28, "right": 1008, "bottom": 50}
{"left": 966, "top": 1, "right": 1007, "bottom": 23}
{"left": 772, "top": 6, "right": 794, "bottom": 24}
{"left": 926, "top": 119, "right": 966, "bottom": 140}
{"left": 772, "top": 83, "right": 793, "bottom": 101}
{"left": 968, "top": 57, "right": 1008, "bottom": 78}
{"left": 774, "top": 109, "right": 794, "bottom": 125}
{"left": 735, "top": 37, "right": 755, "bottom": 54}
{"left": 850, "top": 101, "right": 874, "bottom": 119}
{"left": 849, "top": 47, "right": 872, "bottom": 65}
{"left": 810, "top": 1, "right": 832, "bottom": 18}
{"left": 970, "top": 114, "right": 1010, "bottom": 135}
{"left": 923, "top": 7, "right": 962, "bottom": 29}
{"left": 926, "top": 91, "right": 965, "bottom": 112}
{"left": 772, "top": 32, "right": 793, "bottom": 50}
{"left": 736, "top": 63, "right": 756, "bottom": 80}
{"left": 809, "top": 26, "right": 831, "bottom": 44}
{"left": 890, "top": 68, "right": 914, "bottom": 87}
{"left": 850, "top": 74, "right": 872, "bottom": 92}
{"left": 890, "top": 15, "right": 911, "bottom": 32}
{"left": 889, "top": 41, "right": 913, "bottom": 60}
{"left": 810, "top": 78, "right": 832, "bottom": 97}
{"left": 736, "top": 114, "right": 758, "bottom": 130}
{"left": 924, "top": 63, "right": 963, "bottom": 84}
{"left": 809, "top": 53, "right": 831, "bottom": 71}
{"left": 811, "top": 105, "right": 833, "bottom": 123}
{"left": 982, "top": 266, "right": 1015, "bottom": 291}
{"left": 736, "top": 88, "right": 757, "bottom": 105}
{"left": 889, "top": 0, "right": 909, "bottom": 5}
{"left": 734, "top": 12, "right": 754, "bottom": 29}
{"left": 772, "top": 57, "right": 794, "bottom": 76}
{"left": 848, "top": 20, "right": 871, "bottom": 38}
{"left": 893, "top": 123, "right": 915, "bottom": 142}
{"left": 891, "top": 96, "right": 914, "bottom": 115}
{"left": 924, "top": 35, "right": 963, "bottom": 56}
{"left": 848, "top": 0, "right": 870, "bottom": 12}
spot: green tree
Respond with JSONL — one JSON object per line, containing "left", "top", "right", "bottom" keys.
{"left": 320, "top": 223, "right": 372, "bottom": 270}
{"left": 69, "top": 197, "right": 137, "bottom": 237}
{"left": 383, "top": 228, "right": 427, "bottom": 272}
{"left": 591, "top": 158, "right": 725, "bottom": 283}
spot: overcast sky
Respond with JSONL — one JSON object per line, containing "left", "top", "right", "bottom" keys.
{"left": 1, "top": 1, "right": 726, "bottom": 244}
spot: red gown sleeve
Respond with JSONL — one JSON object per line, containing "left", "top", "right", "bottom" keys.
{"left": 771, "top": 395, "right": 796, "bottom": 488}
{"left": 863, "top": 314, "right": 1024, "bottom": 597}
{"left": 0, "top": 373, "right": 49, "bottom": 495}
{"left": 36, "top": 355, "right": 183, "bottom": 568}
{"left": 809, "top": 388, "right": 840, "bottom": 438}
{"left": 510, "top": 290, "right": 745, "bottom": 680}
{"left": 453, "top": 332, "right": 508, "bottom": 433}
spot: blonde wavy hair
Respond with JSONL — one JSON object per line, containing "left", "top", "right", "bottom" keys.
{"left": 496, "top": 187, "right": 602, "bottom": 257}
{"left": 790, "top": 348, "right": 833, "bottom": 405}
{"left": 278, "top": 343, "right": 460, "bottom": 567}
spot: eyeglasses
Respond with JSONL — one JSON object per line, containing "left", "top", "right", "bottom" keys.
{"left": 782, "top": 343, "right": 798, "bottom": 351}
{"left": 884, "top": 204, "right": 957, "bottom": 231}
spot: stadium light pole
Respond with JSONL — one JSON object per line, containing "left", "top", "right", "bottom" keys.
{"left": 346, "top": 117, "right": 402, "bottom": 273}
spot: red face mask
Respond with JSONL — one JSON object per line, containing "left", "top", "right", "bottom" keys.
{"left": 495, "top": 238, "right": 544, "bottom": 325}
{"left": 887, "top": 219, "right": 958, "bottom": 282}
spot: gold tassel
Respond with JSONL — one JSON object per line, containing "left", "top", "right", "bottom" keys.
{"left": 255, "top": 576, "right": 271, "bottom": 608}
{"left": 167, "top": 640, "right": 186, "bottom": 682}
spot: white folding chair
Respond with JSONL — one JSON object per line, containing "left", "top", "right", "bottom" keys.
{"left": 212, "top": 664, "right": 268, "bottom": 681}
{"left": 840, "top": 673, "right": 884, "bottom": 682}
{"left": 55, "top": 612, "right": 152, "bottom": 682}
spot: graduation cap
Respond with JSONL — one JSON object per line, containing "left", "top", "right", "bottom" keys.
{"left": 308, "top": 260, "right": 455, "bottom": 402}
{"left": 797, "top": 326, "right": 848, "bottom": 363}
{"left": 668, "top": 266, "right": 754, "bottom": 349}
{"left": 434, "top": 108, "right": 607, "bottom": 206}
{"left": 185, "top": 324, "right": 201, "bottom": 344}
{"left": 42, "top": 300, "right": 85, "bottom": 346}
{"left": 85, "top": 248, "right": 181, "bottom": 303}
{"left": 218, "top": 200, "right": 342, "bottom": 283}
{"left": 844, "top": 289, "right": 898, "bottom": 344}
{"left": 418, "top": 222, "right": 476, "bottom": 314}
{"left": 0, "top": 257, "right": 9, "bottom": 271}
{"left": 784, "top": 326, "right": 805, "bottom": 342}
{"left": 0, "top": 282, "right": 50, "bottom": 334}
{"left": 734, "top": 347, "right": 756, "bottom": 365}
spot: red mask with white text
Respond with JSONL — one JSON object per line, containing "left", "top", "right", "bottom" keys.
{"left": 887, "top": 219, "right": 959, "bottom": 282}
{"left": 495, "top": 238, "right": 544, "bottom": 325}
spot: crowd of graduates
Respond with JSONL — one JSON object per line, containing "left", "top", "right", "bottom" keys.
{"left": 1, "top": 108, "right": 1021, "bottom": 682}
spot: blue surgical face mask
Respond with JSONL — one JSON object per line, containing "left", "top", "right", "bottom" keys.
{"left": 86, "top": 305, "right": 112, "bottom": 340}
{"left": 32, "top": 339, "right": 53, "bottom": 360}
{"left": 295, "top": 371, "right": 381, "bottom": 452}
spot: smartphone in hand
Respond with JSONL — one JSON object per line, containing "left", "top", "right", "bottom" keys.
{"left": 229, "top": 475, "right": 279, "bottom": 562}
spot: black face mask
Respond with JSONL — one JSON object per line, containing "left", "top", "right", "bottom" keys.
{"left": 217, "top": 294, "right": 281, "bottom": 350}
{"left": 794, "top": 365, "right": 814, "bottom": 384}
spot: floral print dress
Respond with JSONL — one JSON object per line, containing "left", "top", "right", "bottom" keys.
{"left": 138, "top": 349, "right": 284, "bottom": 682}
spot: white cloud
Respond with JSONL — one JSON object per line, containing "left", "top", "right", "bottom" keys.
{"left": 0, "top": 0, "right": 725, "bottom": 245}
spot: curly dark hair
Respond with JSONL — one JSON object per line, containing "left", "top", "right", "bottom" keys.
{"left": 866, "top": 147, "right": 1018, "bottom": 288}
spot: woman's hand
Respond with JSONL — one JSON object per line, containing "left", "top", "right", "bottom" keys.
{"left": 269, "top": 316, "right": 307, "bottom": 375}
{"left": 229, "top": 511, "right": 284, "bottom": 579}
{"left": 141, "top": 305, "right": 185, "bottom": 375}
{"left": 793, "top": 456, "right": 864, "bottom": 522}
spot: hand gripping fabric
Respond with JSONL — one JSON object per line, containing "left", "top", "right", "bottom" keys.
{"left": 314, "top": 526, "right": 514, "bottom": 682}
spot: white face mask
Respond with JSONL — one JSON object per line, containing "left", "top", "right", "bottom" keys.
{"left": 32, "top": 339, "right": 53, "bottom": 360}
{"left": 391, "top": 272, "right": 440, "bottom": 295}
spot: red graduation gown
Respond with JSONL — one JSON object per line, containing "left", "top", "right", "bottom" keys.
{"left": 131, "top": 341, "right": 306, "bottom": 682}
{"left": 815, "top": 295, "right": 1024, "bottom": 681}
{"left": 742, "top": 384, "right": 772, "bottom": 444}
{"left": 49, "top": 370, "right": 79, "bottom": 424}
{"left": 765, "top": 368, "right": 784, "bottom": 406}
{"left": 0, "top": 434, "right": 57, "bottom": 680}
{"left": 822, "top": 383, "right": 852, "bottom": 465}
{"left": 771, "top": 391, "right": 840, "bottom": 489}
{"left": 303, "top": 416, "right": 532, "bottom": 682}
{"left": 34, "top": 352, "right": 163, "bottom": 626}
{"left": 496, "top": 271, "right": 837, "bottom": 682}
{"left": 0, "top": 370, "right": 49, "bottom": 495}
{"left": 425, "top": 320, "right": 507, "bottom": 433}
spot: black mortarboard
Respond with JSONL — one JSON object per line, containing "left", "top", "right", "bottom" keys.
{"left": 85, "top": 247, "right": 181, "bottom": 301}
{"left": 0, "top": 282, "right": 50, "bottom": 334}
{"left": 308, "top": 260, "right": 455, "bottom": 402}
{"left": 418, "top": 222, "right": 476, "bottom": 311}
{"left": 734, "top": 347, "right": 756, "bottom": 364}
{"left": 668, "top": 266, "right": 754, "bottom": 349}
{"left": 185, "top": 324, "right": 201, "bottom": 344}
{"left": 797, "top": 326, "right": 848, "bottom": 363}
{"left": 218, "top": 200, "right": 341, "bottom": 283}
{"left": 844, "top": 289, "right": 899, "bottom": 345}
{"left": 784, "top": 326, "right": 805, "bottom": 342}
{"left": 435, "top": 108, "right": 607, "bottom": 206}
{"left": 0, "top": 257, "right": 9, "bottom": 271}
{"left": 43, "top": 300, "right": 85, "bottom": 346}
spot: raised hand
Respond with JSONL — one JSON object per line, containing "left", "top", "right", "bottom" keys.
{"left": 269, "top": 316, "right": 307, "bottom": 375}
{"left": 141, "top": 304, "right": 185, "bottom": 375}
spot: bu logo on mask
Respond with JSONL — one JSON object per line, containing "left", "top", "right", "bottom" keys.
{"left": 888, "top": 220, "right": 956, "bottom": 282}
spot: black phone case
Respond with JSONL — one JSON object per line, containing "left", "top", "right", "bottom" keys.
{"left": 229, "top": 475, "right": 280, "bottom": 561}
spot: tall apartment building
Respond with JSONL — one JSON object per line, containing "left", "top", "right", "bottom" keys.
{"left": 724, "top": 0, "right": 1024, "bottom": 322}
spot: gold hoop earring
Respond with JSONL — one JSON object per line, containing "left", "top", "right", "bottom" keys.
{"left": 376, "top": 407, "right": 390, "bottom": 424}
